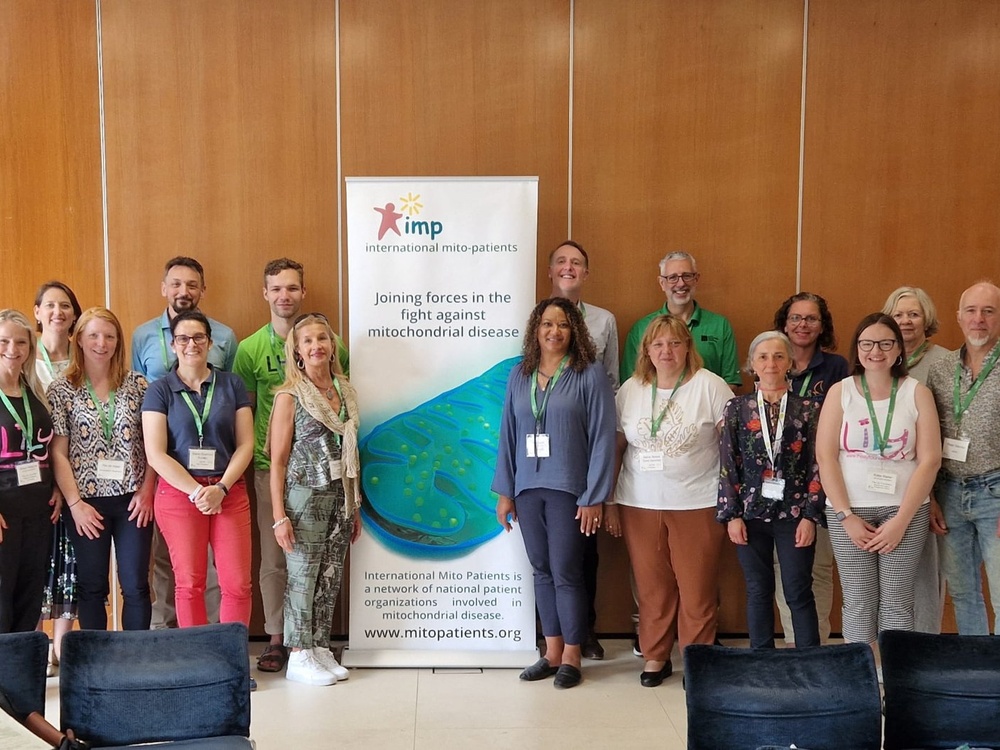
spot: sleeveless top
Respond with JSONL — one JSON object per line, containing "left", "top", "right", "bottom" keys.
{"left": 285, "top": 397, "right": 344, "bottom": 491}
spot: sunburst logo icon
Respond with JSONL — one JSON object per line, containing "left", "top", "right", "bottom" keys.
{"left": 399, "top": 192, "right": 423, "bottom": 216}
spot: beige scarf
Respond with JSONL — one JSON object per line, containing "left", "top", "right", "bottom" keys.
{"left": 276, "top": 375, "right": 362, "bottom": 515}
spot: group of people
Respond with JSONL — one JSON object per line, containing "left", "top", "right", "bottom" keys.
{"left": 493, "top": 242, "right": 1000, "bottom": 689}
{"left": 0, "top": 257, "right": 360, "bottom": 689}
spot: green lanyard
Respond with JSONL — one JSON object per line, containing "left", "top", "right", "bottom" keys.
{"left": 328, "top": 377, "right": 346, "bottom": 446}
{"left": 0, "top": 387, "right": 38, "bottom": 452}
{"left": 85, "top": 379, "right": 117, "bottom": 443}
{"left": 906, "top": 341, "right": 929, "bottom": 369}
{"left": 38, "top": 342, "right": 56, "bottom": 379}
{"left": 267, "top": 324, "right": 287, "bottom": 369}
{"left": 797, "top": 371, "right": 813, "bottom": 397}
{"left": 158, "top": 325, "right": 176, "bottom": 372}
{"left": 530, "top": 356, "right": 569, "bottom": 425}
{"left": 578, "top": 302, "right": 587, "bottom": 320}
{"left": 650, "top": 368, "right": 688, "bottom": 437}
{"left": 180, "top": 374, "right": 217, "bottom": 448}
{"left": 860, "top": 374, "right": 898, "bottom": 456}
{"left": 952, "top": 343, "right": 1000, "bottom": 428}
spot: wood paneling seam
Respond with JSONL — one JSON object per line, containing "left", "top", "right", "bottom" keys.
{"left": 795, "top": 0, "right": 810, "bottom": 293}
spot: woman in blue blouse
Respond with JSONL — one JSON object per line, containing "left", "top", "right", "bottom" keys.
{"left": 492, "top": 297, "right": 616, "bottom": 689}
{"left": 718, "top": 331, "right": 824, "bottom": 648}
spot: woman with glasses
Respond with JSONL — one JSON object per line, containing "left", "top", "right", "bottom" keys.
{"left": 141, "top": 310, "right": 254, "bottom": 627}
{"left": 771, "top": 292, "right": 848, "bottom": 645}
{"left": 881, "top": 286, "right": 950, "bottom": 633}
{"left": 606, "top": 315, "right": 730, "bottom": 687}
{"left": 816, "top": 313, "right": 941, "bottom": 644}
{"left": 269, "top": 313, "right": 361, "bottom": 686}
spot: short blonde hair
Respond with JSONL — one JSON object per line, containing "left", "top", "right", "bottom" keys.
{"left": 881, "top": 286, "right": 940, "bottom": 337}
{"left": 634, "top": 315, "right": 703, "bottom": 385}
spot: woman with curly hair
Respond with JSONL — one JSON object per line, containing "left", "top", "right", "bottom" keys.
{"left": 492, "top": 297, "right": 616, "bottom": 689}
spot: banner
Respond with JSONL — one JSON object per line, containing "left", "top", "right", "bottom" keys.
{"left": 344, "top": 177, "right": 539, "bottom": 667}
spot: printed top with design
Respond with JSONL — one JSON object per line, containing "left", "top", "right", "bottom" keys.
{"left": 0, "top": 385, "right": 54, "bottom": 513}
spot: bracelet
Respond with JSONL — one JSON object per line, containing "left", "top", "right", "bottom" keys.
{"left": 272, "top": 517, "right": 290, "bottom": 529}
{"left": 216, "top": 482, "right": 229, "bottom": 495}
{"left": 67, "top": 499, "right": 80, "bottom": 508}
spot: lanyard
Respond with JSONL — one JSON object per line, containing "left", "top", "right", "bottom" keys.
{"left": 756, "top": 390, "right": 788, "bottom": 469}
{"left": 180, "top": 374, "right": 217, "bottom": 447}
{"left": 530, "top": 356, "right": 569, "bottom": 424}
{"left": 797, "top": 371, "right": 813, "bottom": 397}
{"left": 952, "top": 343, "right": 1000, "bottom": 427}
{"left": 578, "top": 302, "right": 587, "bottom": 320}
{"left": 267, "top": 324, "right": 287, "bottom": 368}
{"left": 0, "top": 387, "right": 38, "bottom": 452}
{"left": 650, "top": 368, "right": 688, "bottom": 437}
{"left": 38, "top": 342, "right": 56, "bottom": 378}
{"left": 906, "top": 341, "right": 929, "bottom": 369}
{"left": 860, "top": 374, "right": 898, "bottom": 456}
{"left": 158, "top": 325, "right": 176, "bottom": 372}
{"left": 85, "top": 379, "right": 117, "bottom": 443}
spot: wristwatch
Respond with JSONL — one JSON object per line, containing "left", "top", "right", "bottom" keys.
{"left": 835, "top": 509, "right": 853, "bottom": 522}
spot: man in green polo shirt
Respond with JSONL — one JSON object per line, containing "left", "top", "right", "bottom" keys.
{"left": 233, "top": 258, "right": 349, "bottom": 674}
{"left": 620, "top": 251, "right": 741, "bottom": 386}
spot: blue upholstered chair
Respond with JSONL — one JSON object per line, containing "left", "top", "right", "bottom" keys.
{"left": 684, "top": 643, "right": 881, "bottom": 750}
{"left": 59, "top": 623, "right": 253, "bottom": 749}
{"left": 880, "top": 629, "right": 1000, "bottom": 750}
{"left": 0, "top": 630, "right": 48, "bottom": 721}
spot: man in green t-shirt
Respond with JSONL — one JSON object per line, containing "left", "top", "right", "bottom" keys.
{"left": 233, "top": 258, "right": 349, "bottom": 674}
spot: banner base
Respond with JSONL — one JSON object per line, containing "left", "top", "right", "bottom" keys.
{"left": 340, "top": 647, "right": 539, "bottom": 669}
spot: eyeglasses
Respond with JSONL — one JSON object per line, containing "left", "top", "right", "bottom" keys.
{"left": 173, "top": 333, "right": 209, "bottom": 346}
{"left": 787, "top": 314, "right": 821, "bottom": 326}
{"left": 659, "top": 272, "right": 698, "bottom": 284}
{"left": 293, "top": 312, "right": 329, "bottom": 326}
{"left": 857, "top": 339, "right": 897, "bottom": 352}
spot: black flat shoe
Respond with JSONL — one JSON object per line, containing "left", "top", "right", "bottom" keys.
{"left": 581, "top": 631, "right": 605, "bottom": 660}
{"left": 553, "top": 664, "right": 582, "bottom": 689}
{"left": 519, "top": 658, "right": 558, "bottom": 681}
{"left": 640, "top": 662, "right": 673, "bottom": 688}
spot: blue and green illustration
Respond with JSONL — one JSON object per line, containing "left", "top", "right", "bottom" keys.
{"left": 360, "top": 357, "right": 519, "bottom": 559}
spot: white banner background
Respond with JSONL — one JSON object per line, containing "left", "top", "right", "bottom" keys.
{"left": 344, "top": 177, "right": 538, "bottom": 667}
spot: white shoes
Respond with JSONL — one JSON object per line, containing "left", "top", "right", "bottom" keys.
{"left": 313, "top": 647, "right": 350, "bottom": 680}
{"left": 286, "top": 649, "right": 337, "bottom": 686}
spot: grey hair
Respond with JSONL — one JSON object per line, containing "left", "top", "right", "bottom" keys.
{"left": 658, "top": 251, "right": 698, "bottom": 274}
{"left": 745, "top": 330, "right": 793, "bottom": 376}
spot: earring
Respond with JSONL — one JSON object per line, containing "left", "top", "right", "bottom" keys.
{"left": 295, "top": 355, "right": 305, "bottom": 370}
{"left": 896, "top": 355, "right": 903, "bottom": 366}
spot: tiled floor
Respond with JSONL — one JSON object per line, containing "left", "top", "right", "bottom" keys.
{"left": 45, "top": 638, "right": 692, "bottom": 749}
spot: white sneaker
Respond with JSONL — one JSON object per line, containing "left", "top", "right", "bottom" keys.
{"left": 313, "top": 647, "right": 350, "bottom": 680}
{"left": 286, "top": 649, "right": 337, "bottom": 686}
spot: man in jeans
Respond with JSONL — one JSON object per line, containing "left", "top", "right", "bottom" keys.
{"left": 926, "top": 281, "right": 1000, "bottom": 634}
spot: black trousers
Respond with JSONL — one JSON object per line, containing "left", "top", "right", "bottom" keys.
{"left": 0, "top": 511, "right": 52, "bottom": 633}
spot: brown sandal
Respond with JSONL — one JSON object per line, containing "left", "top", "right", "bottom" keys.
{"left": 256, "top": 644, "right": 289, "bottom": 673}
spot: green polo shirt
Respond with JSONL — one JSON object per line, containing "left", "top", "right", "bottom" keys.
{"left": 620, "top": 301, "right": 740, "bottom": 385}
{"left": 233, "top": 323, "right": 350, "bottom": 470}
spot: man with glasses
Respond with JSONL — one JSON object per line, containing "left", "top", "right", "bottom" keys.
{"left": 620, "top": 251, "right": 740, "bottom": 386}
{"left": 926, "top": 281, "right": 1000, "bottom": 634}
{"left": 233, "top": 259, "right": 348, "bottom": 674}
{"left": 131, "top": 257, "right": 238, "bottom": 630}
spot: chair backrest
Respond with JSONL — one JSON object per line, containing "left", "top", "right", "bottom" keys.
{"left": 684, "top": 643, "right": 882, "bottom": 750}
{"left": 880, "top": 629, "right": 1000, "bottom": 750}
{"left": 0, "top": 631, "right": 48, "bottom": 720}
{"left": 59, "top": 623, "right": 251, "bottom": 746}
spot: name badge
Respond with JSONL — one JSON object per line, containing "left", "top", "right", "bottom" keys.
{"left": 942, "top": 437, "right": 970, "bottom": 462}
{"left": 329, "top": 459, "right": 343, "bottom": 481}
{"left": 15, "top": 460, "right": 42, "bottom": 486}
{"left": 638, "top": 451, "right": 664, "bottom": 472}
{"left": 96, "top": 459, "right": 126, "bottom": 482}
{"left": 762, "top": 477, "right": 786, "bottom": 500}
{"left": 525, "top": 434, "right": 550, "bottom": 458}
{"left": 188, "top": 448, "right": 217, "bottom": 471}
{"left": 866, "top": 469, "right": 897, "bottom": 495}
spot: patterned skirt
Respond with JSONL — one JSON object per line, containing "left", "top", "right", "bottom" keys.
{"left": 41, "top": 515, "right": 78, "bottom": 620}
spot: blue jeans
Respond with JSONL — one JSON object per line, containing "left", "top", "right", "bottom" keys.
{"left": 736, "top": 518, "right": 819, "bottom": 649}
{"left": 64, "top": 493, "right": 154, "bottom": 630}
{"left": 937, "top": 469, "right": 1000, "bottom": 635}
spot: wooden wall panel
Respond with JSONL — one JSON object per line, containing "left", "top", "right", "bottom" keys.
{"left": 802, "top": 0, "right": 1000, "bottom": 351}
{"left": 101, "top": 0, "right": 339, "bottom": 341}
{"left": 573, "top": 0, "right": 805, "bottom": 633}
{"left": 0, "top": 0, "right": 104, "bottom": 313}
{"left": 339, "top": 0, "right": 571, "bottom": 302}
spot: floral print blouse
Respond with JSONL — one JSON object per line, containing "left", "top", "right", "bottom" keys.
{"left": 717, "top": 391, "right": 825, "bottom": 524}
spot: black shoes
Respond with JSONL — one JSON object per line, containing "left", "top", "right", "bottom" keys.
{"left": 519, "top": 658, "right": 558, "bottom": 681}
{"left": 553, "top": 664, "right": 582, "bottom": 689}
{"left": 639, "top": 661, "right": 673, "bottom": 688}
{"left": 632, "top": 636, "right": 643, "bottom": 657}
{"left": 581, "top": 632, "right": 605, "bottom": 660}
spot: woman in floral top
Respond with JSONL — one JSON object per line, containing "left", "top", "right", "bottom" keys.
{"left": 717, "top": 331, "right": 824, "bottom": 648}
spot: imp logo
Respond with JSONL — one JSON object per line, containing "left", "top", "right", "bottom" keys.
{"left": 373, "top": 192, "right": 443, "bottom": 241}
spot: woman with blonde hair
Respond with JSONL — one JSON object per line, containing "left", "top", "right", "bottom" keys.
{"left": 0, "top": 309, "right": 59, "bottom": 632}
{"left": 606, "top": 314, "right": 731, "bottom": 687}
{"left": 270, "top": 313, "right": 362, "bottom": 686}
{"left": 49, "top": 307, "right": 156, "bottom": 630}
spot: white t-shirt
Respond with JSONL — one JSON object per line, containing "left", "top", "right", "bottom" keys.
{"left": 614, "top": 368, "right": 732, "bottom": 510}
{"left": 836, "top": 375, "right": 925, "bottom": 509}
